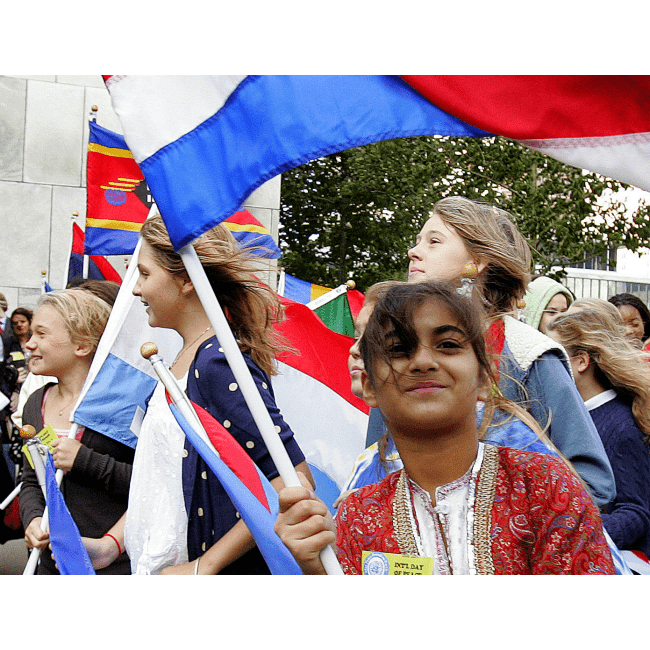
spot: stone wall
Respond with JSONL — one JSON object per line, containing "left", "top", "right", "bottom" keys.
{"left": 0, "top": 75, "right": 280, "bottom": 314}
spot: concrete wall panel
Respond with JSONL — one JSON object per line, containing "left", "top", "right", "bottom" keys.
{"left": 0, "top": 76, "right": 26, "bottom": 182}
{"left": 0, "top": 181, "right": 52, "bottom": 288}
{"left": 23, "top": 80, "right": 85, "bottom": 186}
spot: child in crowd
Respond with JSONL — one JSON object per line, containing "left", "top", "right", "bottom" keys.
{"left": 275, "top": 281, "right": 615, "bottom": 574}
{"left": 548, "top": 299, "right": 650, "bottom": 570}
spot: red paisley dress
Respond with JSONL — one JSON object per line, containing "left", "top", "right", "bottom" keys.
{"left": 335, "top": 446, "right": 615, "bottom": 575}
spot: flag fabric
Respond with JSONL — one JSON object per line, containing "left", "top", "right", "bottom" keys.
{"left": 273, "top": 297, "right": 369, "bottom": 513}
{"left": 346, "top": 288, "right": 365, "bottom": 320}
{"left": 71, "top": 240, "right": 182, "bottom": 449}
{"left": 402, "top": 75, "right": 650, "bottom": 193}
{"left": 281, "top": 272, "right": 332, "bottom": 304}
{"left": 44, "top": 453, "right": 96, "bottom": 575}
{"left": 224, "top": 208, "right": 281, "bottom": 259}
{"left": 68, "top": 223, "right": 123, "bottom": 285}
{"left": 85, "top": 120, "right": 151, "bottom": 256}
{"left": 308, "top": 287, "right": 356, "bottom": 338}
{"left": 104, "top": 75, "right": 650, "bottom": 251}
{"left": 103, "top": 75, "right": 490, "bottom": 250}
{"left": 167, "top": 399, "right": 302, "bottom": 575}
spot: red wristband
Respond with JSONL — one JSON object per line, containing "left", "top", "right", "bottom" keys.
{"left": 103, "top": 532, "right": 123, "bottom": 556}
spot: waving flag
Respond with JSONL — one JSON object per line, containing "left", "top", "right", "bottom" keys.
{"left": 104, "top": 75, "right": 490, "bottom": 250}
{"left": 68, "top": 223, "right": 123, "bottom": 285}
{"left": 307, "top": 285, "right": 357, "bottom": 337}
{"left": 273, "top": 298, "right": 369, "bottom": 513}
{"left": 168, "top": 400, "right": 302, "bottom": 575}
{"left": 71, "top": 239, "right": 182, "bottom": 449}
{"left": 104, "top": 75, "right": 650, "bottom": 251}
{"left": 279, "top": 272, "right": 332, "bottom": 304}
{"left": 85, "top": 120, "right": 152, "bottom": 255}
{"left": 224, "top": 208, "right": 281, "bottom": 259}
{"left": 45, "top": 454, "right": 96, "bottom": 575}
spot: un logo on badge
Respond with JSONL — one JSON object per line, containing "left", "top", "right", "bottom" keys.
{"left": 363, "top": 552, "right": 390, "bottom": 575}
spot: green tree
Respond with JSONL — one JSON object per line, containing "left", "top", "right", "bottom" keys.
{"left": 279, "top": 136, "right": 650, "bottom": 291}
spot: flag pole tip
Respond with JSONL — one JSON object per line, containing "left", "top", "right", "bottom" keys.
{"left": 20, "top": 425, "right": 37, "bottom": 440}
{"left": 140, "top": 342, "right": 158, "bottom": 359}
{"left": 41, "top": 269, "right": 47, "bottom": 276}
{"left": 345, "top": 280, "right": 356, "bottom": 289}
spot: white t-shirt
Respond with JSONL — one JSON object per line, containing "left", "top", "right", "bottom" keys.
{"left": 124, "top": 376, "right": 189, "bottom": 575}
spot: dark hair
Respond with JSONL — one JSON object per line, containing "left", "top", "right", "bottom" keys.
{"left": 608, "top": 293, "right": 650, "bottom": 340}
{"left": 11, "top": 307, "right": 33, "bottom": 324}
{"left": 359, "top": 281, "right": 491, "bottom": 401}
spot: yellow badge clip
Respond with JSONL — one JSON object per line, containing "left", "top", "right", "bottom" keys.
{"left": 21, "top": 425, "right": 58, "bottom": 470}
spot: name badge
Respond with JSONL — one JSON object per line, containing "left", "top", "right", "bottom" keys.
{"left": 22, "top": 425, "right": 58, "bottom": 469}
{"left": 362, "top": 551, "right": 434, "bottom": 575}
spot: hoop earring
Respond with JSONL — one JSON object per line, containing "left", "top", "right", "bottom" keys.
{"left": 457, "top": 262, "right": 479, "bottom": 298}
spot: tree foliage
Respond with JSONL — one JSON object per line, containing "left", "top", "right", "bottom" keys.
{"left": 279, "top": 136, "right": 650, "bottom": 292}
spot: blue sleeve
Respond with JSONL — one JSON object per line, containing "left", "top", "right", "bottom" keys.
{"left": 365, "top": 407, "right": 386, "bottom": 447}
{"left": 188, "top": 343, "right": 305, "bottom": 481}
{"left": 524, "top": 352, "right": 616, "bottom": 508}
{"left": 600, "top": 424, "right": 650, "bottom": 552}
{"left": 482, "top": 414, "right": 560, "bottom": 458}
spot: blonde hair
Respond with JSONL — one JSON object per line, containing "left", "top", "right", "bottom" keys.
{"left": 37, "top": 288, "right": 110, "bottom": 354}
{"left": 432, "top": 196, "right": 532, "bottom": 317}
{"left": 140, "top": 212, "right": 286, "bottom": 376}
{"left": 548, "top": 298, "right": 650, "bottom": 438}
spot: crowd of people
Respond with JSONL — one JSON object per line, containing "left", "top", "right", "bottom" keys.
{"left": 2, "top": 196, "right": 650, "bottom": 575}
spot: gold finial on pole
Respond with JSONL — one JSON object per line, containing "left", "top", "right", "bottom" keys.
{"left": 141, "top": 342, "right": 159, "bottom": 359}
{"left": 20, "top": 425, "right": 37, "bottom": 440}
{"left": 345, "top": 280, "right": 356, "bottom": 290}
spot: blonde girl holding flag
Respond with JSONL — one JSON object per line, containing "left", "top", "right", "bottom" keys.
{"left": 19, "top": 288, "right": 133, "bottom": 574}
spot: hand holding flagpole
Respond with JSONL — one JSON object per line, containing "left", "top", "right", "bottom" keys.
{"left": 21, "top": 423, "right": 81, "bottom": 576}
{"left": 142, "top": 339, "right": 342, "bottom": 575}
{"left": 178, "top": 245, "right": 343, "bottom": 574}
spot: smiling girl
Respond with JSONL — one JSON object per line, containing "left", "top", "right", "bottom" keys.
{"left": 122, "top": 212, "right": 311, "bottom": 575}
{"left": 19, "top": 289, "right": 133, "bottom": 574}
{"left": 275, "top": 282, "right": 614, "bottom": 575}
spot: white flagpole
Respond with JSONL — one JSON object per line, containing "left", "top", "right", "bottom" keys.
{"left": 178, "top": 245, "right": 343, "bottom": 575}
{"left": 277, "top": 269, "right": 286, "bottom": 296}
{"left": 305, "top": 282, "right": 352, "bottom": 311}
{"left": 0, "top": 482, "right": 22, "bottom": 510}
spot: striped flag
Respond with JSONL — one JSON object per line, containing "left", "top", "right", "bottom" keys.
{"left": 224, "top": 208, "right": 281, "bottom": 259}
{"left": 68, "top": 223, "right": 123, "bottom": 285}
{"left": 307, "top": 286, "right": 357, "bottom": 338}
{"left": 168, "top": 399, "right": 302, "bottom": 574}
{"left": 71, "top": 240, "right": 182, "bottom": 449}
{"left": 103, "top": 75, "right": 650, "bottom": 252}
{"left": 279, "top": 272, "right": 332, "bottom": 304}
{"left": 273, "top": 297, "right": 369, "bottom": 513}
{"left": 85, "top": 121, "right": 151, "bottom": 255}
